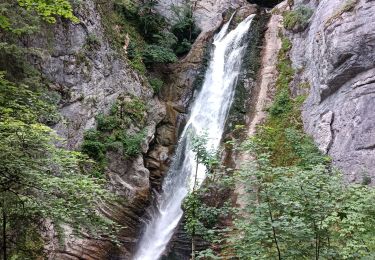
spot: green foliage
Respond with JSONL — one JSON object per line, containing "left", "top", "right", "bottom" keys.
{"left": 0, "top": 73, "right": 117, "bottom": 258}
{"left": 109, "top": 0, "right": 180, "bottom": 70}
{"left": 85, "top": 33, "right": 101, "bottom": 50}
{"left": 255, "top": 36, "right": 328, "bottom": 167}
{"left": 81, "top": 97, "right": 147, "bottom": 173}
{"left": 183, "top": 133, "right": 233, "bottom": 259}
{"left": 17, "top": 0, "right": 79, "bottom": 24}
{"left": 171, "top": 3, "right": 201, "bottom": 56}
{"left": 148, "top": 77, "right": 164, "bottom": 93}
{"left": 120, "top": 130, "right": 146, "bottom": 156}
{"left": 268, "top": 88, "right": 292, "bottom": 116}
{"left": 128, "top": 54, "right": 147, "bottom": 75}
{"left": 142, "top": 44, "right": 178, "bottom": 65}
{"left": 137, "top": 0, "right": 166, "bottom": 40}
{"left": 225, "top": 30, "right": 375, "bottom": 259}
{"left": 0, "top": 1, "right": 125, "bottom": 257}
{"left": 81, "top": 130, "right": 106, "bottom": 164}
{"left": 112, "top": 0, "right": 199, "bottom": 70}
{"left": 232, "top": 143, "right": 375, "bottom": 259}
{"left": 283, "top": 6, "right": 313, "bottom": 32}
{"left": 1, "top": 0, "right": 78, "bottom": 35}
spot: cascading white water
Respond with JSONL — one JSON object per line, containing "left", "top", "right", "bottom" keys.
{"left": 134, "top": 14, "right": 256, "bottom": 260}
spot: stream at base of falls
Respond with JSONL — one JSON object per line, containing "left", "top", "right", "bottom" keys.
{"left": 133, "top": 14, "right": 256, "bottom": 260}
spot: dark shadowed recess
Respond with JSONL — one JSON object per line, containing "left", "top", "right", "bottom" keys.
{"left": 248, "top": 0, "right": 284, "bottom": 8}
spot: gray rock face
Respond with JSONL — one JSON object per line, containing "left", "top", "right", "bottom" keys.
{"left": 289, "top": 0, "right": 375, "bottom": 182}
{"left": 24, "top": 0, "right": 166, "bottom": 258}
{"left": 157, "top": 0, "right": 250, "bottom": 31}
{"left": 31, "top": 0, "right": 257, "bottom": 257}
{"left": 29, "top": 1, "right": 165, "bottom": 150}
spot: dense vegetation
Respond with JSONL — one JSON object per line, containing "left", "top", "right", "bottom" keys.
{"left": 0, "top": 1, "right": 119, "bottom": 259}
{"left": 283, "top": 6, "right": 313, "bottom": 32}
{"left": 226, "top": 21, "right": 375, "bottom": 259}
{"left": 82, "top": 97, "right": 147, "bottom": 175}
{"left": 184, "top": 30, "right": 375, "bottom": 259}
{"left": 98, "top": 0, "right": 200, "bottom": 92}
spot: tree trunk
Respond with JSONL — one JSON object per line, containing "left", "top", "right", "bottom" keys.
{"left": 190, "top": 154, "right": 199, "bottom": 260}
{"left": 265, "top": 192, "right": 281, "bottom": 260}
{"left": 191, "top": 236, "right": 196, "bottom": 260}
{"left": 2, "top": 200, "right": 6, "bottom": 260}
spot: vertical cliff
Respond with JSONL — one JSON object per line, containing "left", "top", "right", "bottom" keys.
{"left": 4, "top": 0, "right": 374, "bottom": 258}
{"left": 286, "top": 0, "right": 375, "bottom": 183}
{"left": 26, "top": 0, "right": 260, "bottom": 258}
{"left": 20, "top": 0, "right": 166, "bottom": 258}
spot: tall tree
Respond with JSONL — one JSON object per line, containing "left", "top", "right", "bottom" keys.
{"left": 0, "top": 73, "right": 117, "bottom": 259}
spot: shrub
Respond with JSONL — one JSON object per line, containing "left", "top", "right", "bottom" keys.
{"left": 171, "top": 4, "right": 200, "bottom": 56}
{"left": 136, "top": 0, "right": 166, "bottom": 40}
{"left": 142, "top": 44, "right": 177, "bottom": 65}
{"left": 122, "top": 97, "right": 147, "bottom": 122}
{"left": 81, "top": 97, "right": 147, "bottom": 170}
{"left": 85, "top": 33, "right": 101, "bottom": 50}
{"left": 153, "top": 31, "right": 178, "bottom": 49}
{"left": 284, "top": 6, "right": 313, "bottom": 32}
{"left": 174, "top": 38, "right": 192, "bottom": 56}
{"left": 122, "top": 131, "right": 146, "bottom": 157}
{"left": 268, "top": 88, "right": 292, "bottom": 116}
{"left": 81, "top": 130, "right": 106, "bottom": 163}
{"left": 148, "top": 77, "right": 164, "bottom": 93}
{"left": 129, "top": 55, "right": 147, "bottom": 75}
{"left": 97, "top": 114, "right": 120, "bottom": 132}
{"left": 255, "top": 36, "right": 317, "bottom": 166}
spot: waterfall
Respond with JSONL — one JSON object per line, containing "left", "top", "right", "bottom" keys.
{"left": 134, "top": 14, "right": 256, "bottom": 260}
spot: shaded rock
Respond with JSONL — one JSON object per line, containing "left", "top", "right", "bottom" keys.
{"left": 289, "top": 0, "right": 375, "bottom": 182}
{"left": 22, "top": 0, "right": 166, "bottom": 258}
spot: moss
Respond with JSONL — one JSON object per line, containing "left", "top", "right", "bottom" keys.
{"left": 255, "top": 35, "right": 328, "bottom": 167}
{"left": 225, "top": 14, "right": 270, "bottom": 138}
{"left": 283, "top": 6, "right": 313, "bottom": 32}
{"left": 85, "top": 33, "right": 101, "bottom": 50}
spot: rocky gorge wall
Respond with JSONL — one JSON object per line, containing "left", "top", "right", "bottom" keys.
{"left": 24, "top": 0, "right": 166, "bottom": 258}
{"left": 17, "top": 0, "right": 375, "bottom": 258}
{"left": 287, "top": 0, "right": 375, "bottom": 183}
{"left": 24, "top": 0, "right": 260, "bottom": 259}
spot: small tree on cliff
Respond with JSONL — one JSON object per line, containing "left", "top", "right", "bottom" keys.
{"left": 184, "top": 132, "right": 233, "bottom": 260}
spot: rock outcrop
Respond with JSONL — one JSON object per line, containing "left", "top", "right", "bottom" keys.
{"left": 288, "top": 0, "right": 375, "bottom": 183}
{"left": 144, "top": 2, "right": 260, "bottom": 259}
{"left": 157, "top": 0, "right": 251, "bottom": 31}
{"left": 235, "top": 5, "right": 284, "bottom": 209}
{"left": 24, "top": 0, "right": 166, "bottom": 259}
{"left": 146, "top": 1, "right": 257, "bottom": 190}
{"left": 18, "top": 0, "right": 375, "bottom": 258}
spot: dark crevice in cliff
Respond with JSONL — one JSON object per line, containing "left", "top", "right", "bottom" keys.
{"left": 224, "top": 12, "right": 270, "bottom": 140}
{"left": 247, "top": 0, "right": 284, "bottom": 8}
